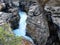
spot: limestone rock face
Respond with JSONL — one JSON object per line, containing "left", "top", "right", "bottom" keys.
{"left": 27, "top": 2, "right": 49, "bottom": 45}
{"left": 0, "top": 12, "right": 12, "bottom": 25}
{"left": 28, "top": 2, "right": 41, "bottom": 16}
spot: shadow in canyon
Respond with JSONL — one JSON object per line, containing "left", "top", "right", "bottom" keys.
{"left": 45, "top": 12, "right": 60, "bottom": 45}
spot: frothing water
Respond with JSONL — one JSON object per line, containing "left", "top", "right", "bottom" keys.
{"left": 12, "top": 10, "right": 33, "bottom": 43}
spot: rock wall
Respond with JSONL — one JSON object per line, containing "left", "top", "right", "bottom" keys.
{"left": 26, "top": 2, "right": 49, "bottom": 45}
{"left": 26, "top": 0, "right": 60, "bottom": 45}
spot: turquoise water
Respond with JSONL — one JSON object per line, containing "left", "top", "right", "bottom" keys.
{"left": 12, "top": 10, "right": 33, "bottom": 43}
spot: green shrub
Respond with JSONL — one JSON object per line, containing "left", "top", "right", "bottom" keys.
{"left": 0, "top": 23, "right": 22, "bottom": 45}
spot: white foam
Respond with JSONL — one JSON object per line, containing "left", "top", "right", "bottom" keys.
{"left": 0, "top": 12, "right": 3, "bottom": 15}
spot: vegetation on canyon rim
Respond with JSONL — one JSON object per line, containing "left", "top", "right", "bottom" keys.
{"left": 0, "top": 23, "right": 22, "bottom": 45}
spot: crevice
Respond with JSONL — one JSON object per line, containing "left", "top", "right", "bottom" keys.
{"left": 45, "top": 12, "right": 60, "bottom": 45}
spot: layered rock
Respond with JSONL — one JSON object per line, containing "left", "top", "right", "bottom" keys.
{"left": 26, "top": 2, "right": 49, "bottom": 45}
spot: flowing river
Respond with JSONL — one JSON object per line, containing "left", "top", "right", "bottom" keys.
{"left": 12, "top": 10, "right": 33, "bottom": 43}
